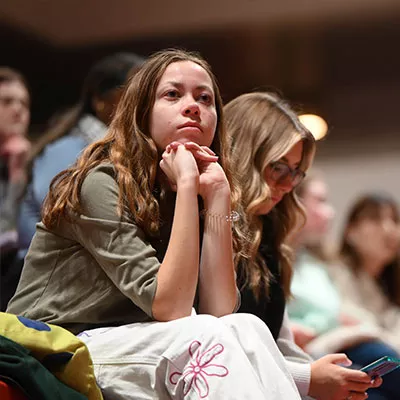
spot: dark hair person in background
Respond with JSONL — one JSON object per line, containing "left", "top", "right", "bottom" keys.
{"left": 18, "top": 52, "right": 146, "bottom": 256}
{"left": 335, "top": 194, "right": 400, "bottom": 364}
{"left": 339, "top": 194, "right": 400, "bottom": 319}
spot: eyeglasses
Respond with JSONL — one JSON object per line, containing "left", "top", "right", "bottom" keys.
{"left": 268, "top": 161, "right": 305, "bottom": 187}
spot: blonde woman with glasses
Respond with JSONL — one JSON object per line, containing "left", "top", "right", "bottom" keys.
{"left": 225, "top": 92, "right": 381, "bottom": 400}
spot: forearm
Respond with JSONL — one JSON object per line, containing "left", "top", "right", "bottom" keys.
{"left": 152, "top": 181, "right": 200, "bottom": 321}
{"left": 278, "top": 310, "right": 313, "bottom": 396}
{"left": 198, "top": 187, "right": 237, "bottom": 316}
{"left": 286, "top": 360, "right": 312, "bottom": 397}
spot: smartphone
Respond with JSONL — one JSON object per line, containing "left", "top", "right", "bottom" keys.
{"left": 360, "top": 356, "right": 400, "bottom": 378}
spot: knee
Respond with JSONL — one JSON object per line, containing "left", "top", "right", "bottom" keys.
{"left": 221, "top": 312, "right": 268, "bottom": 328}
{"left": 371, "top": 341, "right": 399, "bottom": 358}
{"left": 220, "top": 313, "right": 274, "bottom": 339}
{"left": 188, "top": 314, "right": 225, "bottom": 333}
{"left": 174, "top": 315, "right": 235, "bottom": 352}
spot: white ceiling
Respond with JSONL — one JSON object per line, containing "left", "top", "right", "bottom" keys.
{"left": 2, "top": 0, "right": 400, "bottom": 47}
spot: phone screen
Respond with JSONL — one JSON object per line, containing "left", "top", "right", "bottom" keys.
{"left": 361, "top": 356, "right": 400, "bottom": 378}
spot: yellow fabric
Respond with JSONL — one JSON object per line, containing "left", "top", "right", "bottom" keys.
{"left": 0, "top": 312, "right": 103, "bottom": 400}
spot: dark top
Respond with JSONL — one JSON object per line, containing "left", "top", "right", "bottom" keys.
{"left": 237, "top": 215, "right": 286, "bottom": 340}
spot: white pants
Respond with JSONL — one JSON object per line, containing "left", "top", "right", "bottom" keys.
{"left": 78, "top": 313, "right": 301, "bottom": 400}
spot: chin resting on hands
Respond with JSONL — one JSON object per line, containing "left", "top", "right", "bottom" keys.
{"left": 163, "top": 141, "right": 229, "bottom": 199}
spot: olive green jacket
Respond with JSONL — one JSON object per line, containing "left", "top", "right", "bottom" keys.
{"left": 8, "top": 164, "right": 168, "bottom": 334}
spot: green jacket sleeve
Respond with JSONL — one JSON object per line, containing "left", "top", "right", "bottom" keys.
{"left": 72, "top": 164, "right": 160, "bottom": 318}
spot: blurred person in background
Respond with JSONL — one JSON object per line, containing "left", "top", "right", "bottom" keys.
{"left": 18, "top": 52, "right": 145, "bottom": 255}
{"left": 335, "top": 194, "right": 400, "bottom": 351}
{"left": 289, "top": 173, "right": 400, "bottom": 400}
{"left": 225, "top": 92, "right": 381, "bottom": 400}
{"left": 0, "top": 67, "right": 31, "bottom": 310}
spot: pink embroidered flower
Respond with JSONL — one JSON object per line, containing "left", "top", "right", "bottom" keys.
{"left": 169, "top": 340, "right": 229, "bottom": 398}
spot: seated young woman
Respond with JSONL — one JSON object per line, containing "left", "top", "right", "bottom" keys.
{"left": 224, "top": 91, "right": 382, "bottom": 400}
{"left": 338, "top": 193, "right": 400, "bottom": 353}
{"left": 7, "top": 50, "right": 301, "bottom": 399}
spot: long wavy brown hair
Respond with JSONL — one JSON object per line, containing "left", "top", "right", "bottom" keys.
{"left": 42, "top": 49, "right": 235, "bottom": 237}
{"left": 225, "top": 92, "right": 316, "bottom": 299}
{"left": 340, "top": 194, "right": 400, "bottom": 306}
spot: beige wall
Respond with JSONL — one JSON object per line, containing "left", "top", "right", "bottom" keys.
{"left": 313, "top": 136, "right": 400, "bottom": 246}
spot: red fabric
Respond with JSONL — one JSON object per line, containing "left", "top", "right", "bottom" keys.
{"left": 0, "top": 380, "right": 28, "bottom": 400}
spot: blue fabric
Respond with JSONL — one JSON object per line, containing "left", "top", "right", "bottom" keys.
{"left": 17, "top": 316, "right": 51, "bottom": 331}
{"left": 345, "top": 341, "right": 400, "bottom": 400}
{"left": 33, "top": 136, "right": 87, "bottom": 206}
{"left": 18, "top": 135, "right": 87, "bottom": 252}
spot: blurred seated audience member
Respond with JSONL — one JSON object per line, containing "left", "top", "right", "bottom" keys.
{"left": 18, "top": 52, "right": 145, "bottom": 255}
{"left": 288, "top": 173, "right": 400, "bottom": 400}
{"left": 334, "top": 193, "right": 400, "bottom": 352}
{"left": 0, "top": 67, "right": 31, "bottom": 310}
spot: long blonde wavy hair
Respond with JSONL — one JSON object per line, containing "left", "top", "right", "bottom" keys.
{"left": 42, "top": 49, "right": 235, "bottom": 237}
{"left": 225, "top": 92, "right": 316, "bottom": 299}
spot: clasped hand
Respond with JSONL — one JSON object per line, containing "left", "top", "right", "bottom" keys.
{"left": 159, "top": 141, "right": 229, "bottom": 199}
{"left": 0, "top": 134, "right": 31, "bottom": 182}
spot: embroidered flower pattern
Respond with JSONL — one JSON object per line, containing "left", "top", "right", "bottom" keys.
{"left": 169, "top": 340, "right": 229, "bottom": 398}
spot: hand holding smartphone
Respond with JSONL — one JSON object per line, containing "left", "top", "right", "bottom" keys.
{"left": 360, "top": 356, "right": 400, "bottom": 378}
